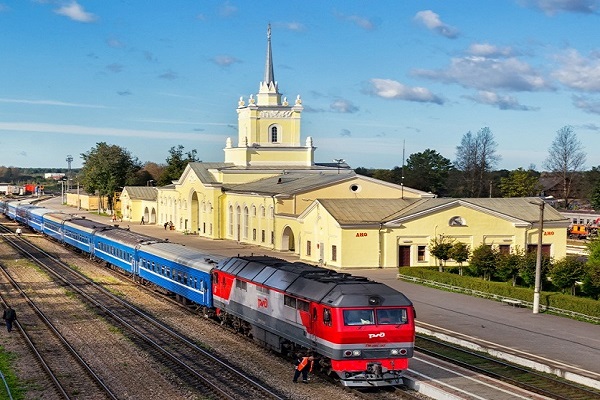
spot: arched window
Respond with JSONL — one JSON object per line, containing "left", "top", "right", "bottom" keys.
{"left": 269, "top": 206, "right": 274, "bottom": 219}
{"left": 228, "top": 205, "right": 234, "bottom": 236}
{"left": 251, "top": 205, "right": 256, "bottom": 217}
{"left": 243, "top": 207, "right": 249, "bottom": 239}
{"left": 270, "top": 126, "right": 278, "bottom": 143}
{"left": 260, "top": 205, "right": 266, "bottom": 218}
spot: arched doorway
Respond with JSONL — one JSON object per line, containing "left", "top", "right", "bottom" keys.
{"left": 150, "top": 208, "right": 156, "bottom": 224}
{"left": 143, "top": 207, "right": 149, "bottom": 223}
{"left": 191, "top": 192, "right": 199, "bottom": 234}
{"left": 281, "top": 226, "right": 295, "bottom": 252}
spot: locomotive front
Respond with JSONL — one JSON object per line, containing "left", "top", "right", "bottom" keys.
{"left": 321, "top": 282, "right": 416, "bottom": 387}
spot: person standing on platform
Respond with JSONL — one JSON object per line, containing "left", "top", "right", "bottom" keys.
{"left": 141, "top": 216, "right": 145, "bottom": 225}
{"left": 2, "top": 306, "right": 17, "bottom": 333}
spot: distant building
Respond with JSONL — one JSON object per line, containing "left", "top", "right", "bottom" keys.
{"left": 44, "top": 173, "right": 66, "bottom": 180}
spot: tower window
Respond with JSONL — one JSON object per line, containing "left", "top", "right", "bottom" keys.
{"left": 270, "top": 126, "right": 278, "bottom": 142}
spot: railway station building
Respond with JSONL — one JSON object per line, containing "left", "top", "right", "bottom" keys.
{"left": 120, "top": 27, "right": 569, "bottom": 270}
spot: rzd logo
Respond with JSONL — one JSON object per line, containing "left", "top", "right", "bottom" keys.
{"left": 257, "top": 298, "right": 269, "bottom": 309}
{"left": 368, "top": 332, "right": 385, "bottom": 339}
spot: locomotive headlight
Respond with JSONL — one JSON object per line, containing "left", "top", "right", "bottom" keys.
{"left": 352, "top": 349, "right": 361, "bottom": 356}
{"left": 390, "top": 349, "right": 399, "bottom": 355}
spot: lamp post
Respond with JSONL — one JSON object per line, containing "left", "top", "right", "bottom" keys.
{"left": 60, "top": 177, "right": 67, "bottom": 204}
{"left": 532, "top": 200, "right": 545, "bottom": 314}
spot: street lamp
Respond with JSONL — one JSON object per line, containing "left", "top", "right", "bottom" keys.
{"left": 532, "top": 200, "right": 545, "bottom": 314}
{"left": 60, "top": 176, "right": 68, "bottom": 204}
{"left": 333, "top": 159, "right": 345, "bottom": 174}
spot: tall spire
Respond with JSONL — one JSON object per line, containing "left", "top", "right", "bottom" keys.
{"left": 257, "top": 23, "right": 281, "bottom": 105}
{"left": 264, "top": 24, "right": 275, "bottom": 86}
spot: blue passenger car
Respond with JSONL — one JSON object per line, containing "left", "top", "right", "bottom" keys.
{"left": 93, "top": 228, "right": 160, "bottom": 274}
{"left": 63, "top": 217, "right": 109, "bottom": 254}
{"left": 42, "top": 212, "right": 73, "bottom": 242}
{"left": 0, "top": 198, "right": 9, "bottom": 215}
{"left": 27, "top": 207, "right": 53, "bottom": 232}
{"left": 7, "top": 201, "right": 19, "bottom": 220}
{"left": 137, "top": 242, "right": 220, "bottom": 308}
{"left": 16, "top": 205, "right": 40, "bottom": 225}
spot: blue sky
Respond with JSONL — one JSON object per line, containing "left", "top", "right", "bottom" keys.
{"left": 1, "top": 1, "right": 599, "bottom": 171}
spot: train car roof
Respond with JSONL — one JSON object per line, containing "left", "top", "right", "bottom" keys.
{"left": 95, "top": 227, "right": 162, "bottom": 247}
{"left": 138, "top": 242, "right": 223, "bottom": 272}
{"left": 65, "top": 217, "right": 112, "bottom": 233}
{"left": 216, "top": 256, "right": 413, "bottom": 307}
{"left": 28, "top": 207, "right": 54, "bottom": 217}
{"left": 43, "top": 212, "right": 75, "bottom": 222}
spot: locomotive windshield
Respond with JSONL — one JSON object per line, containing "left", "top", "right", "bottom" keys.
{"left": 376, "top": 308, "right": 408, "bottom": 325}
{"left": 343, "top": 309, "right": 374, "bottom": 325}
{"left": 343, "top": 308, "right": 409, "bottom": 326}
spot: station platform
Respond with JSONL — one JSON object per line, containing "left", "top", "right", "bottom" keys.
{"left": 33, "top": 197, "right": 600, "bottom": 390}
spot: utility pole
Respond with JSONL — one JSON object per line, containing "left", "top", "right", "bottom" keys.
{"left": 533, "top": 200, "right": 545, "bottom": 314}
{"left": 66, "top": 155, "right": 73, "bottom": 191}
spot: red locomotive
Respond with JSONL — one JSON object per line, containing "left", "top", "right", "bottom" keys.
{"left": 212, "top": 256, "right": 415, "bottom": 387}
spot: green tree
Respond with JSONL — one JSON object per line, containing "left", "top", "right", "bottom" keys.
{"left": 496, "top": 247, "right": 524, "bottom": 286}
{"left": 455, "top": 127, "right": 500, "bottom": 197}
{"left": 468, "top": 244, "right": 499, "bottom": 280}
{"left": 590, "top": 179, "right": 600, "bottom": 212}
{"left": 543, "top": 126, "right": 586, "bottom": 209}
{"left": 429, "top": 235, "right": 454, "bottom": 272}
{"left": 498, "top": 167, "right": 541, "bottom": 197}
{"left": 583, "top": 238, "right": 600, "bottom": 299}
{"left": 158, "top": 145, "right": 200, "bottom": 186}
{"left": 519, "top": 251, "right": 552, "bottom": 288}
{"left": 402, "top": 149, "right": 453, "bottom": 195}
{"left": 550, "top": 256, "right": 586, "bottom": 295}
{"left": 448, "top": 242, "right": 470, "bottom": 275}
{"left": 80, "top": 142, "right": 141, "bottom": 211}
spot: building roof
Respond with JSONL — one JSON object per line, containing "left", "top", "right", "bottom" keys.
{"left": 187, "top": 162, "right": 233, "bottom": 184}
{"left": 313, "top": 197, "right": 569, "bottom": 226}
{"left": 223, "top": 171, "right": 357, "bottom": 196}
{"left": 123, "top": 186, "right": 158, "bottom": 201}
{"left": 317, "top": 198, "right": 422, "bottom": 224}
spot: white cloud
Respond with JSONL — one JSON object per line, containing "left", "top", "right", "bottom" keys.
{"left": 414, "top": 10, "right": 459, "bottom": 38}
{"left": 0, "top": 97, "right": 106, "bottom": 108}
{"left": 552, "top": 49, "right": 600, "bottom": 92}
{"left": 54, "top": 1, "right": 97, "bottom": 23}
{"left": 464, "top": 91, "right": 539, "bottom": 111}
{"left": 330, "top": 99, "right": 359, "bottom": 113}
{"left": 367, "top": 79, "right": 444, "bottom": 104}
{"left": 334, "top": 11, "right": 376, "bottom": 30}
{"left": 0, "top": 122, "right": 225, "bottom": 142}
{"left": 572, "top": 95, "right": 600, "bottom": 114}
{"left": 276, "top": 22, "right": 306, "bottom": 31}
{"left": 413, "top": 56, "right": 551, "bottom": 91}
{"left": 212, "top": 55, "right": 241, "bottom": 67}
{"left": 520, "top": 0, "right": 599, "bottom": 15}
{"left": 467, "top": 43, "right": 515, "bottom": 58}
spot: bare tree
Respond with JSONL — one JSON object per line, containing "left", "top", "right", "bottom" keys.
{"left": 543, "top": 126, "right": 586, "bottom": 208}
{"left": 455, "top": 127, "right": 500, "bottom": 197}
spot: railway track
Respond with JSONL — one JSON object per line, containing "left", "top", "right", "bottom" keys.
{"left": 415, "top": 334, "right": 600, "bottom": 400}
{"left": 0, "top": 249, "right": 118, "bottom": 399}
{"left": 0, "top": 225, "right": 286, "bottom": 400}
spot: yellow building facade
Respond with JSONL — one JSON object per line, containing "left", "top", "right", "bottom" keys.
{"left": 124, "top": 26, "right": 569, "bottom": 270}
